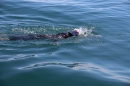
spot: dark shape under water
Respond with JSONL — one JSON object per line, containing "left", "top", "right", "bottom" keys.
{"left": 0, "top": 29, "right": 80, "bottom": 41}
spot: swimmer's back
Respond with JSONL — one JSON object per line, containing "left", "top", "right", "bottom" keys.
{"left": 9, "top": 34, "right": 49, "bottom": 41}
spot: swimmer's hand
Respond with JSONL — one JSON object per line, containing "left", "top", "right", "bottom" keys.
{"left": 84, "top": 32, "right": 87, "bottom": 35}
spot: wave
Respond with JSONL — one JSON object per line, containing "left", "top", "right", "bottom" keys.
{"left": 19, "top": 62, "right": 130, "bottom": 83}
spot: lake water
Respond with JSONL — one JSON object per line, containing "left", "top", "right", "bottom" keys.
{"left": 0, "top": 0, "right": 130, "bottom": 86}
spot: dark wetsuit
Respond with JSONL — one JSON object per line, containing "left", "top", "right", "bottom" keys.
{"left": 9, "top": 32, "right": 73, "bottom": 41}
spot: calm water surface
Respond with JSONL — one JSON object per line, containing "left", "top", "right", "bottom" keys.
{"left": 0, "top": 0, "right": 130, "bottom": 86}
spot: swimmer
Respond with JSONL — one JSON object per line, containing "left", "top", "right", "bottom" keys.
{"left": 0, "top": 29, "right": 80, "bottom": 41}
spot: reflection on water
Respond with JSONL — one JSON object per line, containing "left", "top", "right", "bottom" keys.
{"left": 19, "top": 62, "right": 130, "bottom": 83}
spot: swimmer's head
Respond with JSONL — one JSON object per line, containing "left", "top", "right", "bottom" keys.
{"left": 71, "top": 29, "right": 80, "bottom": 36}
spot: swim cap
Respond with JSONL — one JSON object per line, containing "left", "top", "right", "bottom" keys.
{"left": 71, "top": 29, "right": 80, "bottom": 36}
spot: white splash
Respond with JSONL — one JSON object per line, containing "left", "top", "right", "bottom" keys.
{"left": 75, "top": 27, "right": 93, "bottom": 37}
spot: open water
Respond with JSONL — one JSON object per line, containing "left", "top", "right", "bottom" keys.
{"left": 0, "top": 0, "right": 130, "bottom": 86}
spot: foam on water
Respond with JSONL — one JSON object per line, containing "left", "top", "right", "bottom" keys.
{"left": 9, "top": 26, "right": 95, "bottom": 37}
{"left": 78, "top": 27, "right": 92, "bottom": 37}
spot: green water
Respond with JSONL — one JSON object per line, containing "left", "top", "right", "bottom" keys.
{"left": 0, "top": 0, "right": 130, "bottom": 86}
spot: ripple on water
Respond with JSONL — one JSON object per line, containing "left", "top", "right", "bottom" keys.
{"left": 18, "top": 62, "right": 130, "bottom": 83}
